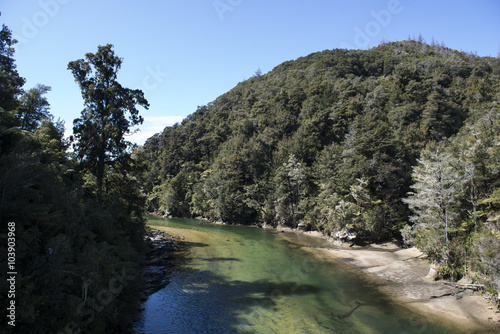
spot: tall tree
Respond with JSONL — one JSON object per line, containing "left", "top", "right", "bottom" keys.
{"left": 274, "top": 154, "right": 307, "bottom": 226}
{"left": 0, "top": 24, "right": 25, "bottom": 112}
{"left": 16, "top": 84, "right": 52, "bottom": 131}
{"left": 403, "top": 146, "right": 461, "bottom": 262}
{"left": 68, "top": 44, "right": 149, "bottom": 204}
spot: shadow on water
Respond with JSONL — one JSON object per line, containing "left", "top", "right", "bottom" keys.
{"left": 136, "top": 265, "right": 326, "bottom": 334}
{"left": 177, "top": 241, "right": 209, "bottom": 248}
{"left": 137, "top": 264, "right": 451, "bottom": 334}
{"left": 200, "top": 257, "right": 242, "bottom": 262}
{"left": 138, "top": 218, "right": 466, "bottom": 334}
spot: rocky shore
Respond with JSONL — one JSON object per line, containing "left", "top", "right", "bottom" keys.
{"left": 141, "top": 227, "right": 179, "bottom": 301}
{"left": 275, "top": 229, "right": 500, "bottom": 333}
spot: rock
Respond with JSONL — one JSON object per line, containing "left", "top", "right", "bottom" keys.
{"left": 425, "top": 263, "right": 439, "bottom": 280}
{"left": 141, "top": 227, "right": 179, "bottom": 299}
{"left": 458, "top": 277, "right": 473, "bottom": 285}
{"left": 297, "top": 223, "right": 311, "bottom": 231}
{"left": 334, "top": 230, "right": 357, "bottom": 241}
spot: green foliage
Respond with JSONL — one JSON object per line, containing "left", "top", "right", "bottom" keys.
{"left": 68, "top": 44, "right": 149, "bottom": 205}
{"left": 1, "top": 34, "right": 147, "bottom": 333}
{"left": 274, "top": 154, "right": 308, "bottom": 226}
{"left": 470, "top": 230, "right": 500, "bottom": 287}
{"left": 1, "top": 118, "right": 145, "bottom": 333}
{"left": 402, "top": 76, "right": 500, "bottom": 285}
{"left": 412, "top": 229, "right": 448, "bottom": 263}
{"left": 437, "top": 263, "right": 466, "bottom": 281}
{"left": 15, "top": 84, "right": 52, "bottom": 131}
{"left": 0, "top": 25, "right": 25, "bottom": 112}
{"left": 138, "top": 41, "right": 500, "bottom": 247}
{"left": 403, "top": 145, "right": 462, "bottom": 262}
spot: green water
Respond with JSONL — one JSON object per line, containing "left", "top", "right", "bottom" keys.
{"left": 134, "top": 217, "right": 461, "bottom": 334}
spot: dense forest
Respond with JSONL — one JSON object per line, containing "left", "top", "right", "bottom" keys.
{"left": 1, "top": 26, "right": 147, "bottom": 333}
{"left": 1, "top": 17, "right": 500, "bottom": 331}
{"left": 137, "top": 40, "right": 500, "bottom": 293}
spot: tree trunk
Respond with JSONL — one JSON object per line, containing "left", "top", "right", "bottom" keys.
{"left": 96, "top": 100, "right": 107, "bottom": 205}
{"left": 96, "top": 141, "right": 106, "bottom": 205}
{"left": 444, "top": 208, "right": 449, "bottom": 261}
{"left": 96, "top": 157, "right": 104, "bottom": 205}
{"left": 471, "top": 180, "right": 477, "bottom": 233}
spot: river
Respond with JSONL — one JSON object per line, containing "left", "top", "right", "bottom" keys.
{"left": 134, "top": 217, "right": 461, "bottom": 334}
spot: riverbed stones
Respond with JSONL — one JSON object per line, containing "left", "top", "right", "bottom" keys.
{"left": 141, "top": 227, "right": 178, "bottom": 300}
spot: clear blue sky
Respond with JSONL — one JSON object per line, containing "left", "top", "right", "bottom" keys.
{"left": 2, "top": 0, "right": 499, "bottom": 144}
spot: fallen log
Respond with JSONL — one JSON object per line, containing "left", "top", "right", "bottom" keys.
{"left": 443, "top": 282, "right": 485, "bottom": 290}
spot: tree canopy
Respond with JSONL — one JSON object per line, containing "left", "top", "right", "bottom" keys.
{"left": 1, "top": 24, "right": 499, "bottom": 330}
{"left": 1, "top": 31, "right": 148, "bottom": 333}
{"left": 68, "top": 44, "right": 149, "bottom": 204}
{"left": 137, "top": 40, "right": 500, "bottom": 288}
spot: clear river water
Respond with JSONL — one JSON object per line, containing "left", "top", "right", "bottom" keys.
{"left": 134, "top": 217, "right": 462, "bottom": 334}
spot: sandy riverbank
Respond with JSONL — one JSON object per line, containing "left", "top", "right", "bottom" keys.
{"left": 275, "top": 229, "right": 500, "bottom": 333}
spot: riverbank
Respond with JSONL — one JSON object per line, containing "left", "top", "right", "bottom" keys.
{"left": 141, "top": 218, "right": 499, "bottom": 332}
{"left": 141, "top": 227, "right": 179, "bottom": 300}
{"left": 275, "top": 228, "right": 500, "bottom": 333}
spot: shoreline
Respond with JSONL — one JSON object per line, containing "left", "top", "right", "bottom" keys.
{"left": 274, "top": 228, "right": 500, "bottom": 333}
{"left": 143, "top": 217, "right": 499, "bottom": 332}
{"left": 141, "top": 227, "right": 180, "bottom": 301}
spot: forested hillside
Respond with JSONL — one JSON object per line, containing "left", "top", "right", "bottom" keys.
{"left": 1, "top": 26, "right": 147, "bottom": 333}
{"left": 137, "top": 40, "right": 500, "bottom": 287}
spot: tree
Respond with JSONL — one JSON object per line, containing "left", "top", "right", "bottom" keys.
{"left": 16, "top": 84, "right": 52, "bottom": 131}
{"left": 274, "top": 154, "right": 307, "bottom": 226}
{"left": 0, "top": 24, "right": 25, "bottom": 112}
{"left": 420, "top": 90, "right": 465, "bottom": 141}
{"left": 202, "top": 151, "right": 253, "bottom": 223}
{"left": 254, "top": 68, "right": 263, "bottom": 80}
{"left": 68, "top": 44, "right": 149, "bottom": 204}
{"left": 403, "top": 146, "right": 461, "bottom": 262}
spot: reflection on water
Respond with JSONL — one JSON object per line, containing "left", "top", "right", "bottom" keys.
{"left": 134, "top": 218, "right": 460, "bottom": 334}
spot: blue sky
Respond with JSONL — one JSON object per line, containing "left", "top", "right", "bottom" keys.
{"left": 2, "top": 0, "right": 499, "bottom": 144}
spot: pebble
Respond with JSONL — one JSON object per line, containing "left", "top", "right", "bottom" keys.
{"left": 141, "top": 227, "right": 179, "bottom": 298}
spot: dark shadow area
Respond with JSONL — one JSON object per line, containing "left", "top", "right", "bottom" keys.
{"left": 200, "top": 257, "right": 242, "bottom": 262}
{"left": 136, "top": 266, "right": 326, "bottom": 334}
{"left": 177, "top": 241, "right": 209, "bottom": 248}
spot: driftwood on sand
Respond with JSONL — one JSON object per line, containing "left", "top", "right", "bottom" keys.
{"left": 443, "top": 282, "right": 485, "bottom": 291}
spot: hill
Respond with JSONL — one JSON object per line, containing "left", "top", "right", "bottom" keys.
{"left": 135, "top": 41, "right": 500, "bottom": 247}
